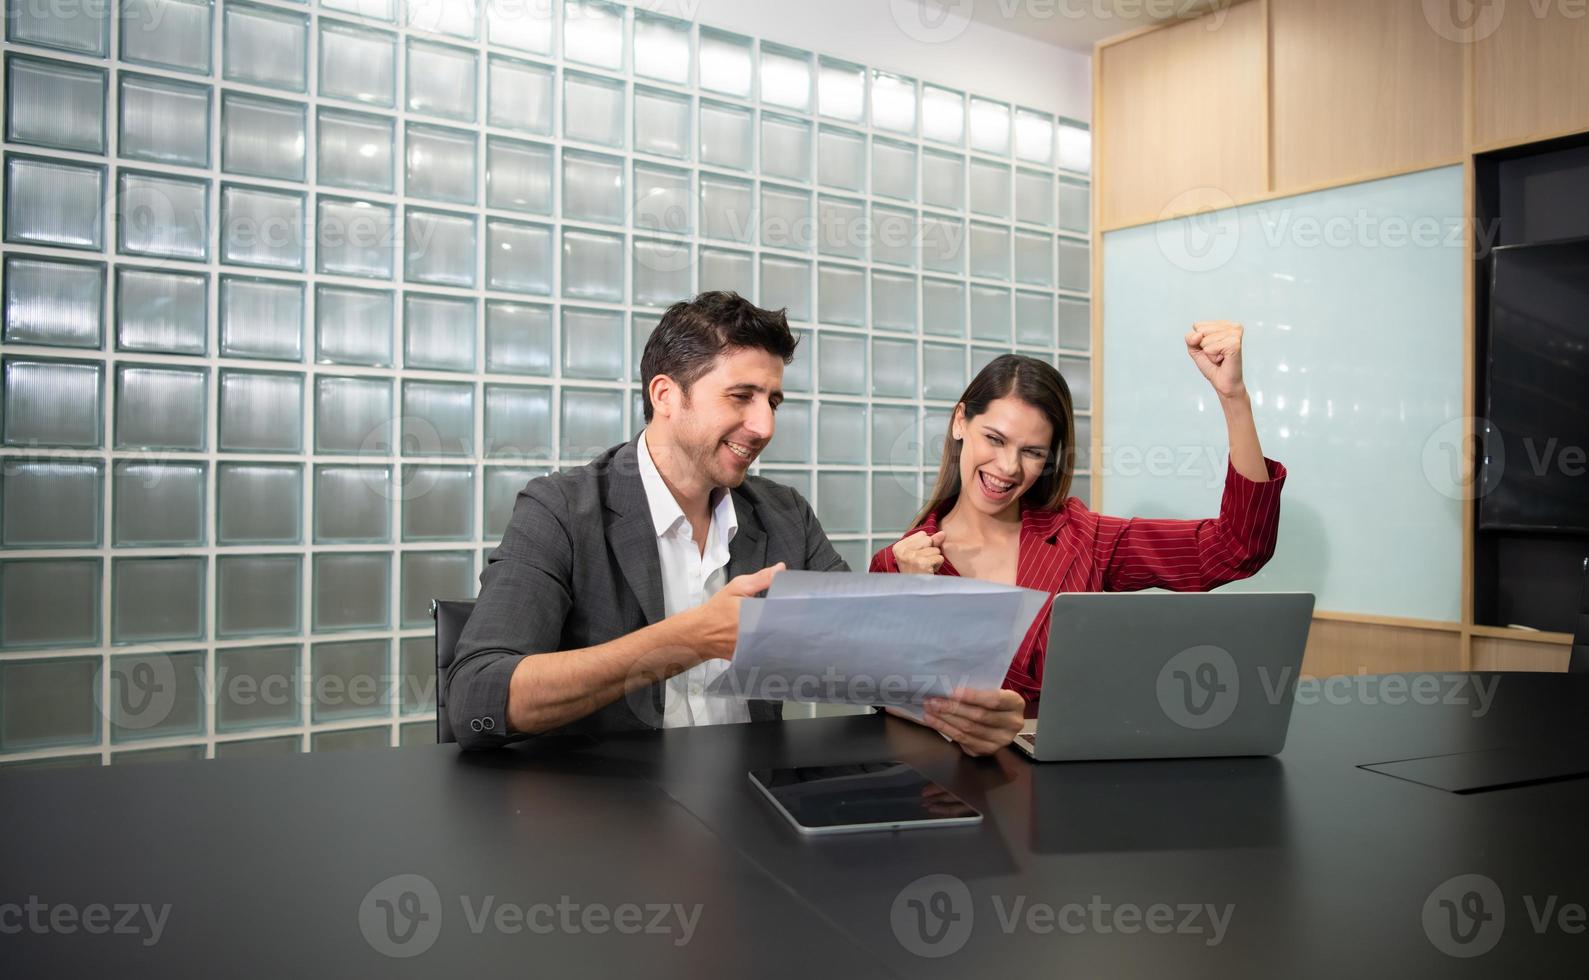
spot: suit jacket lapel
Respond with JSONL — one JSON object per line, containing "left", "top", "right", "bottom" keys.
{"left": 605, "top": 439, "right": 666, "bottom": 626}
{"left": 1017, "top": 505, "right": 1082, "bottom": 592}
{"left": 726, "top": 490, "right": 767, "bottom": 580}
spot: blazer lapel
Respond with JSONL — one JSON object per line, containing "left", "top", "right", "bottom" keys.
{"left": 1017, "top": 505, "right": 1082, "bottom": 592}
{"left": 605, "top": 439, "right": 666, "bottom": 626}
{"left": 726, "top": 490, "right": 767, "bottom": 579}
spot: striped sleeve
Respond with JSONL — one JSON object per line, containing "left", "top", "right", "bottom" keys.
{"left": 1096, "top": 457, "right": 1286, "bottom": 593}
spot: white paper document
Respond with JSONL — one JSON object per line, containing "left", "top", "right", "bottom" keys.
{"left": 705, "top": 571, "right": 1050, "bottom": 708}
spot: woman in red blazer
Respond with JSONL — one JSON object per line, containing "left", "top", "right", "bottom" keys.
{"left": 871, "top": 321, "right": 1286, "bottom": 748}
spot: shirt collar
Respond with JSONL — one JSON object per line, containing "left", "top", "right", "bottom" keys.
{"left": 636, "top": 430, "right": 739, "bottom": 542}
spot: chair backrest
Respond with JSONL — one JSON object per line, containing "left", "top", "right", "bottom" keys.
{"left": 1572, "top": 558, "right": 1589, "bottom": 674}
{"left": 430, "top": 598, "right": 476, "bottom": 743}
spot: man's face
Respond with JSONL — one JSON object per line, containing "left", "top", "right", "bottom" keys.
{"left": 656, "top": 347, "right": 786, "bottom": 489}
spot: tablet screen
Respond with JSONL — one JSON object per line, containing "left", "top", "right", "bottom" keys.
{"left": 749, "top": 761, "right": 980, "bottom": 831}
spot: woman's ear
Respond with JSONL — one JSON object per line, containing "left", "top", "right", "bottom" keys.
{"left": 951, "top": 403, "right": 965, "bottom": 440}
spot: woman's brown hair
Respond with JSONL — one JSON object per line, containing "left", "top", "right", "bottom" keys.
{"left": 911, "top": 354, "right": 1077, "bottom": 527}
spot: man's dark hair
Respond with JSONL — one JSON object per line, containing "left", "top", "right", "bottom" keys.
{"left": 639, "top": 291, "right": 799, "bottom": 422}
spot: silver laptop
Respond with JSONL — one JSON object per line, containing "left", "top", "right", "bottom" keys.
{"left": 1013, "top": 592, "right": 1315, "bottom": 762}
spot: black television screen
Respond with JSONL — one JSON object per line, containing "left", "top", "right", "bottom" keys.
{"left": 1479, "top": 237, "right": 1589, "bottom": 532}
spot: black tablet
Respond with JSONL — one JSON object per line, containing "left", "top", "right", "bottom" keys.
{"left": 748, "top": 761, "right": 982, "bottom": 835}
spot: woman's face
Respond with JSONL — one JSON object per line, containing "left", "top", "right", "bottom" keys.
{"left": 953, "top": 396, "right": 1056, "bottom": 518}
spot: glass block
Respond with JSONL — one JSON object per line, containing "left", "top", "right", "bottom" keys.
{"left": 922, "top": 84, "right": 964, "bottom": 146}
{"left": 400, "top": 466, "right": 473, "bottom": 540}
{"left": 634, "top": 162, "right": 692, "bottom": 235}
{"left": 873, "top": 405, "right": 918, "bottom": 467}
{"left": 761, "top": 399, "right": 809, "bottom": 464}
{"left": 871, "top": 271, "right": 917, "bottom": 334}
{"left": 485, "top": 302, "right": 552, "bottom": 375}
{"left": 486, "top": 0, "right": 552, "bottom": 52}
{"left": 759, "top": 255, "right": 810, "bottom": 323}
{"left": 224, "top": 92, "right": 309, "bottom": 183}
{"left": 757, "top": 41, "right": 811, "bottom": 112}
{"left": 784, "top": 327, "right": 813, "bottom": 394}
{"left": 871, "top": 337, "right": 918, "bottom": 398}
{"left": 405, "top": 294, "right": 476, "bottom": 372}
{"left": 6, "top": 0, "right": 108, "bottom": 54}
{"left": 633, "top": 10, "right": 689, "bottom": 83}
{"left": 1057, "top": 296, "right": 1090, "bottom": 351}
{"left": 870, "top": 205, "right": 916, "bottom": 268}
{"left": 1017, "top": 169, "right": 1056, "bottom": 228}
{"left": 216, "top": 554, "right": 300, "bottom": 638}
{"left": 313, "top": 464, "right": 391, "bottom": 542}
{"left": 1057, "top": 238, "right": 1089, "bottom": 293}
{"left": 0, "top": 656, "right": 99, "bottom": 750}
{"left": 761, "top": 113, "right": 811, "bottom": 185}
{"left": 215, "top": 644, "right": 300, "bottom": 732}
{"left": 2, "top": 255, "right": 104, "bottom": 349}
{"left": 312, "top": 637, "right": 391, "bottom": 720}
{"left": 406, "top": 123, "right": 477, "bottom": 204}
{"left": 317, "top": 108, "right": 394, "bottom": 193}
{"left": 698, "top": 247, "right": 752, "bottom": 296}
{"left": 1070, "top": 474, "right": 1091, "bottom": 506}
{"left": 401, "top": 380, "right": 473, "bottom": 456}
{"left": 314, "top": 375, "right": 393, "bottom": 455}
{"left": 870, "top": 70, "right": 915, "bottom": 135}
{"left": 315, "top": 285, "right": 392, "bottom": 365}
{"left": 3, "top": 357, "right": 102, "bottom": 448}
{"left": 488, "top": 54, "right": 553, "bottom": 135}
{"left": 561, "top": 0, "right": 622, "bottom": 68}
{"left": 924, "top": 408, "right": 951, "bottom": 465}
{"left": 319, "top": 20, "right": 395, "bottom": 107}
{"left": 969, "top": 159, "right": 1012, "bottom": 219}
{"left": 815, "top": 196, "right": 864, "bottom": 260}
{"left": 112, "top": 461, "right": 203, "bottom": 546}
{"left": 817, "top": 126, "right": 864, "bottom": 192}
{"left": 700, "top": 174, "right": 753, "bottom": 243}
{"left": 560, "top": 387, "right": 623, "bottom": 458}
{"left": 120, "top": 0, "right": 212, "bottom": 74}
{"left": 873, "top": 138, "right": 918, "bottom": 205}
{"left": 920, "top": 215, "right": 965, "bottom": 276}
{"left": 215, "top": 735, "right": 301, "bottom": 757}
{"left": 699, "top": 99, "right": 753, "bottom": 171}
{"left": 873, "top": 471, "right": 922, "bottom": 538}
{"left": 1058, "top": 354, "right": 1091, "bottom": 411}
{"left": 561, "top": 306, "right": 625, "bottom": 380}
{"left": 633, "top": 85, "right": 691, "bottom": 160}
{"left": 631, "top": 312, "right": 659, "bottom": 382}
{"left": 1014, "top": 230, "right": 1054, "bottom": 287}
{"left": 223, "top": 1, "right": 307, "bottom": 91}
{"left": 407, "top": 0, "right": 476, "bottom": 38}
{"left": 970, "top": 98, "right": 1011, "bottom": 156}
{"left": 111, "top": 556, "right": 204, "bottom": 644}
{"left": 559, "top": 227, "right": 623, "bottom": 301}
{"left": 323, "top": 0, "right": 396, "bottom": 19}
{"left": 1015, "top": 108, "right": 1055, "bottom": 165}
{"left": 562, "top": 70, "right": 624, "bottom": 148}
{"left": 316, "top": 198, "right": 395, "bottom": 280}
{"left": 699, "top": 27, "right": 751, "bottom": 97}
{"left": 761, "top": 184, "right": 812, "bottom": 251}
{"left": 312, "top": 727, "right": 390, "bottom": 752}
{"left": 405, "top": 208, "right": 477, "bottom": 287}
{"left": 484, "top": 218, "right": 552, "bottom": 296}
{"left": 970, "top": 222, "right": 1011, "bottom": 281}
{"left": 400, "top": 550, "right": 473, "bottom": 627}
{"left": 114, "top": 365, "right": 206, "bottom": 451}
{"left": 5, "top": 155, "right": 105, "bottom": 250}
{"left": 5, "top": 54, "right": 106, "bottom": 154}
{"left": 923, "top": 342, "right": 966, "bottom": 400}
{"left": 407, "top": 38, "right": 477, "bottom": 122}
{"left": 922, "top": 278, "right": 966, "bottom": 338}
{"left": 118, "top": 169, "right": 209, "bottom": 261}
{"left": 219, "top": 183, "right": 303, "bottom": 270}
{"left": 312, "top": 553, "right": 390, "bottom": 632}
{"left": 219, "top": 273, "right": 301, "bottom": 360}
{"left": 1059, "top": 178, "right": 1090, "bottom": 235}
{"left": 0, "top": 558, "right": 100, "bottom": 649}
{"left": 970, "top": 285, "right": 1011, "bottom": 343}
{"left": 1058, "top": 120, "right": 1091, "bottom": 174}
{"left": 970, "top": 345, "right": 1001, "bottom": 376}
{"left": 818, "top": 332, "right": 865, "bottom": 395}
{"left": 816, "top": 264, "right": 864, "bottom": 327}
{"left": 217, "top": 462, "right": 302, "bottom": 545}
{"left": 483, "top": 384, "right": 552, "bottom": 457}
{"left": 115, "top": 266, "right": 207, "bottom": 355}
{"left": 817, "top": 402, "right": 866, "bottom": 465}
{"left": 1016, "top": 291, "right": 1056, "bottom": 347}
{"left": 486, "top": 137, "right": 552, "bottom": 214}
{"left": 110, "top": 744, "right": 205, "bottom": 764}
{"left": 632, "top": 239, "right": 691, "bottom": 308}
{"left": 921, "top": 149, "right": 965, "bottom": 212}
{"left": 218, "top": 369, "right": 303, "bottom": 453}
{"left": 816, "top": 472, "right": 865, "bottom": 534}
{"left": 561, "top": 148, "right": 625, "bottom": 224}
{"left": 400, "top": 636, "right": 437, "bottom": 714}
{"left": 2, "top": 458, "right": 102, "bottom": 548}
{"left": 1073, "top": 413, "right": 1091, "bottom": 472}
{"left": 818, "top": 56, "right": 865, "bottom": 122}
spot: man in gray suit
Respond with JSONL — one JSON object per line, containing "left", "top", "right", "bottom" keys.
{"left": 447, "top": 292, "right": 1025, "bottom": 753}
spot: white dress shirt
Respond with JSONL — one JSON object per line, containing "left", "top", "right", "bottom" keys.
{"left": 636, "top": 431, "right": 752, "bottom": 728}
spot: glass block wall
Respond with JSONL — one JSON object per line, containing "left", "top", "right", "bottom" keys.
{"left": 0, "top": 0, "right": 1091, "bottom": 766}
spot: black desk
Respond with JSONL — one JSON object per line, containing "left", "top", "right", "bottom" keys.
{"left": 4, "top": 672, "right": 1588, "bottom": 978}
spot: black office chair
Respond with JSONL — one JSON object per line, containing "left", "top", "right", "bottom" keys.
{"left": 430, "top": 598, "right": 476, "bottom": 743}
{"left": 1571, "top": 558, "right": 1589, "bottom": 674}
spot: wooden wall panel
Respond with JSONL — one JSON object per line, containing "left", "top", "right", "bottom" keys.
{"left": 1270, "top": 0, "right": 1464, "bottom": 192}
{"left": 1097, "top": 0, "right": 1266, "bottom": 228}
{"left": 1300, "top": 619, "right": 1462, "bottom": 677}
{"left": 1471, "top": 636, "right": 1570, "bottom": 672}
{"left": 1475, "top": 5, "right": 1589, "bottom": 149}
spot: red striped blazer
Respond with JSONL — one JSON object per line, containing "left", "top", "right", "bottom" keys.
{"left": 868, "top": 458, "right": 1287, "bottom": 710}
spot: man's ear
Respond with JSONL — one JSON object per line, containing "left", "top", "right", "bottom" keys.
{"left": 647, "top": 373, "right": 675, "bottom": 420}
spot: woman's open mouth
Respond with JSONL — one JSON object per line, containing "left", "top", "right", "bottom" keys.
{"left": 977, "top": 469, "right": 1017, "bottom": 502}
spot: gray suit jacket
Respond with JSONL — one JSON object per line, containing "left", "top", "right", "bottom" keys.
{"left": 447, "top": 436, "right": 850, "bottom": 749}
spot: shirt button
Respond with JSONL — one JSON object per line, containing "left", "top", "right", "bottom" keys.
{"left": 689, "top": 684, "right": 702, "bottom": 696}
